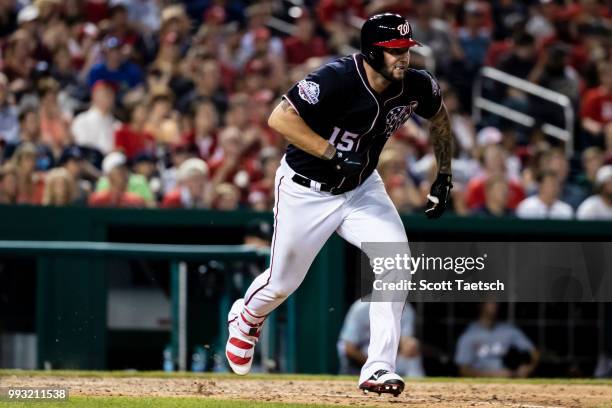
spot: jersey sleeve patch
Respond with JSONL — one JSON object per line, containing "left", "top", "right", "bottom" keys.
{"left": 297, "top": 80, "right": 320, "bottom": 105}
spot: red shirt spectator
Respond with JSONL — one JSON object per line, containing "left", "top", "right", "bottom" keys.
{"left": 317, "top": 0, "right": 365, "bottom": 25}
{"left": 88, "top": 190, "right": 145, "bottom": 207}
{"left": 114, "top": 123, "right": 155, "bottom": 160}
{"left": 283, "top": 14, "right": 329, "bottom": 65}
{"left": 581, "top": 87, "right": 612, "bottom": 126}
{"left": 466, "top": 176, "right": 525, "bottom": 210}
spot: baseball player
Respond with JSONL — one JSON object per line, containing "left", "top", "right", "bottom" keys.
{"left": 225, "top": 13, "right": 453, "bottom": 396}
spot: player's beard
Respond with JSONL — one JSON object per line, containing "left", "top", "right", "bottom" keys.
{"left": 380, "top": 64, "right": 405, "bottom": 82}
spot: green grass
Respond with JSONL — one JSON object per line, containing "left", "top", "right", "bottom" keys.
{"left": 2, "top": 370, "right": 612, "bottom": 386}
{"left": 0, "top": 396, "right": 369, "bottom": 408}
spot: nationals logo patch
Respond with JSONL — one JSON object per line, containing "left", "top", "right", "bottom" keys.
{"left": 297, "top": 80, "right": 320, "bottom": 105}
{"left": 384, "top": 102, "right": 418, "bottom": 138}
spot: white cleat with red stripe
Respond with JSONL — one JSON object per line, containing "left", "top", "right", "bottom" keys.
{"left": 225, "top": 298, "right": 264, "bottom": 375}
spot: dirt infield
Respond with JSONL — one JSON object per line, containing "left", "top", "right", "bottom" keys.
{"left": 2, "top": 375, "right": 612, "bottom": 408}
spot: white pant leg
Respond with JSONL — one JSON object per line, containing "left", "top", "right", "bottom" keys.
{"left": 336, "top": 171, "right": 410, "bottom": 384}
{"left": 244, "top": 160, "right": 345, "bottom": 316}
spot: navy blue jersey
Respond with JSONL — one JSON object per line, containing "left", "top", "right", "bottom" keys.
{"left": 283, "top": 53, "right": 442, "bottom": 193}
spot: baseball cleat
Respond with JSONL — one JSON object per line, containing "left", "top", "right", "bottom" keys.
{"left": 225, "top": 298, "right": 264, "bottom": 375}
{"left": 359, "top": 370, "right": 404, "bottom": 397}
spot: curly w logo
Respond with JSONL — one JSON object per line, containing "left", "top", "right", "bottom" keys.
{"left": 397, "top": 23, "right": 410, "bottom": 36}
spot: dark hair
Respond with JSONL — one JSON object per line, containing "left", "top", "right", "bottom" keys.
{"left": 18, "top": 106, "right": 37, "bottom": 123}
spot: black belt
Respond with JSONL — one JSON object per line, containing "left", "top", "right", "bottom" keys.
{"left": 291, "top": 174, "right": 333, "bottom": 192}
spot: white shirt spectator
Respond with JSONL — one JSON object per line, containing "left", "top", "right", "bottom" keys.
{"left": 0, "top": 104, "right": 20, "bottom": 145}
{"left": 576, "top": 196, "right": 612, "bottom": 220}
{"left": 71, "top": 107, "right": 118, "bottom": 155}
{"left": 110, "top": 0, "right": 160, "bottom": 32}
{"left": 516, "top": 196, "right": 574, "bottom": 220}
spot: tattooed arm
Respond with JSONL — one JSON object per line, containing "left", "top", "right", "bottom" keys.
{"left": 424, "top": 102, "right": 454, "bottom": 218}
{"left": 429, "top": 102, "right": 453, "bottom": 174}
{"left": 268, "top": 99, "right": 336, "bottom": 160}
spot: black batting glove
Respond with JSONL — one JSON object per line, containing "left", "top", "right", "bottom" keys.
{"left": 425, "top": 172, "right": 453, "bottom": 219}
{"left": 330, "top": 150, "right": 362, "bottom": 177}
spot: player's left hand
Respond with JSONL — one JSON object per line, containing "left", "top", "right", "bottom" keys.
{"left": 425, "top": 172, "right": 452, "bottom": 219}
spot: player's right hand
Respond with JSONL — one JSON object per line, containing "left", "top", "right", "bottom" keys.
{"left": 331, "top": 150, "right": 362, "bottom": 177}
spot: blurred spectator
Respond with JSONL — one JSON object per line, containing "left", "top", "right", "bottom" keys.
{"left": 177, "top": 58, "right": 227, "bottom": 115}
{"left": 113, "top": 101, "right": 154, "bottom": 160}
{"left": 42, "top": 167, "right": 79, "bottom": 206}
{"left": 88, "top": 151, "right": 145, "bottom": 207}
{"left": 183, "top": 99, "right": 219, "bottom": 161}
{"left": 0, "top": 164, "right": 18, "bottom": 204}
{"left": 472, "top": 174, "right": 513, "bottom": 217}
{"left": 540, "top": 148, "right": 587, "bottom": 208}
{"left": 378, "top": 149, "right": 423, "bottom": 213}
{"left": 465, "top": 144, "right": 525, "bottom": 210}
{"left": 576, "top": 165, "right": 612, "bottom": 220}
{"left": 516, "top": 171, "right": 574, "bottom": 219}
{"left": 283, "top": 12, "right": 329, "bottom": 66}
{"left": 528, "top": 43, "right": 580, "bottom": 105}
{"left": 496, "top": 32, "right": 537, "bottom": 79}
{"left": 3, "top": 107, "right": 54, "bottom": 171}
{"left": 209, "top": 126, "right": 260, "bottom": 196}
{"left": 316, "top": 0, "right": 365, "bottom": 52}
{"left": 0, "top": 73, "right": 20, "bottom": 145}
{"left": 58, "top": 144, "right": 92, "bottom": 203}
{"left": 96, "top": 152, "right": 155, "bottom": 207}
{"left": 87, "top": 36, "right": 144, "bottom": 93}
{"left": 38, "top": 78, "right": 72, "bottom": 156}
{"left": 11, "top": 142, "right": 45, "bottom": 205}
{"left": 409, "top": 0, "right": 456, "bottom": 74}
{"left": 71, "top": 80, "right": 118, "bottom": 155}
{"left": 162, "top": 158, "right": 210, "bottom": 209}
{"left": 457, "top": 2, "right": 492, "bottom": 69}
{"left": 110, "top": 0, "right": 160, "bottom": 33}
{"left": 160, "top": 143, "right": 197, "bottom": 194}
{"left": 338, "top": 299, "right": 424, "bottom": 378}
{"left": 525, "top": 0, "right": 557, "bottom": 41}
{"left": 580, "top": 61, "right": 612, "bottom": 147}
{"left": 576, "top": 147, "right": 605, "bottom": 195}
{"left": 212, "top": 182, "right": 240, "bottom": 210}
{"left": 455, "top": 302, "right": 539, "bottom": 378}
{"left": 144, "top": 93, "right": 181, "bottom": 145}
{"left": 248, "top": 147, "right": 280, "bottom": 211}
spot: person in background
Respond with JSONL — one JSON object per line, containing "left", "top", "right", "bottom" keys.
{"left": 338, "top": 298, "right": 424, "bottom": 378}
{"left": 95, "top": 151, "right": 155, "bottom": 207}
{"left": 0, "top": 73, "right": 20, "bottom": 146}
{"left": 42, "top": 167, "right": 79, "bottom": 206}
{"left": 0, "top": 164, "right": 18, "bottom": 205}
{"left": 87, "top": 36, "right": 144, "bottom": 94}
{"left": 88, "top": 151, "right": 145, "bottom": 208}
{"left": 576, "top": 147, "right": 605, "bottom": 196}
{"left": 516, "top": 171, "right": 574, "bottom": 220}
{"left": 113, "top": 101, "right": 154, "bottom": 160}
{"left": 212, "top": 182, "right": 240, "bottom": 210}
{"left": 37, "top": 78, "right": 72, "bottom": 157}
{"left": 472, "top": 174, "right": 514, "bottom": 217}
{"left": 540, "top": 148, "right": 587, "bottom": 209}
{"left": 577, "top": 165, "right": 612, "bottom": 220}
{"left": 58, "top": 144, "right": 91, "bottom": 204}
{"left": 161, "top": 158, "right": 210, "bottom": 209}
{"left": 71, "top": 80, "right": 118, "bottom": 155}
{"left": 581, "top": 62, "right": 612, "bottom": 148}
{"left": 248, "top": 147, "right": 280, "bottom": 212}
{"left": 455, "top": 302, "right": 539, "bottom": 378}
{"left": 12, "top": 142, "right": 45, "bottom": 205}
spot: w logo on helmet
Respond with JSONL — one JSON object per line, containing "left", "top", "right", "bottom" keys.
{"left": 397, "top": 23, "right": 410, "bottom": 36}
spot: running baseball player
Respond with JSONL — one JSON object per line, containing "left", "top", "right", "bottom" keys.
{"left": 225, "top": 13, "right": 453, "bottom": 396}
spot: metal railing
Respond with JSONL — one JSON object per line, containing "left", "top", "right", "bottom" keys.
{"left": 472, "top": 66, "right": 575, "bottom": 155}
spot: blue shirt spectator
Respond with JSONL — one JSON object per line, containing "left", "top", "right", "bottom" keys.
{"left": 87, "top": 37, "right": 143, "bottom": 94}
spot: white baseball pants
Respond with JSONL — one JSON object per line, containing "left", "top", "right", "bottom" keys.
{"left": 242, "top": 157, "right": 410, "bottom": 384}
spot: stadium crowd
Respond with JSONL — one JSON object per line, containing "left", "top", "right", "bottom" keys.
{"left": 0, "top": 0, "right": 610, "bottom": 219}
